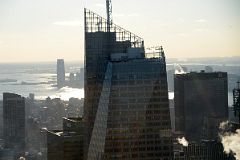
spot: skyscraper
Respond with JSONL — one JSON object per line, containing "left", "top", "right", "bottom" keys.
{"left": 183, "top": 140, "right": 235, "bottom": 160}
{"left": 174, "top": 72, "right": 228, "bottom": 141}
{"left": 233, "top": 81, "right": 240, "bottom": 124}
{"left": 57, "top": 59, "right": 65, "bottom": 88}
{"left": 3, "top": 93, "right": 25, "bottom": 158}
{"left": 46, "top": 117, "right": 85, "bottom": 160}
{"left": 84, "top": 9, "right": 173, "bottom": 159}
{"left": 0, "top": 101, "right": 3, "bottom": 139}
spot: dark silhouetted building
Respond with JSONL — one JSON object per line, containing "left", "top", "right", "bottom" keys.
{"left": 3, "top": 93, "right": 25, "bottom": 158}
{"left": 62, "top": 117, "right": 84, "bottom": 160}
{"left": 0, "top": 101, "right": 3, "bottom": 139}
{"left": 0, "top": 148, "right": 14, "bottom": 160}
{"left": 57, "top": 59, "right": 65, "bottom": 88}
{"left": 183, "top": 140, "right": 235, "bottom": 160}
{"left": 233, "top": 81, "right": 240, "bottom": 124}
{"left": 46, "top": 130, "right": 63, "bottom": 160}
{"left": 174, "top": 72, "right": 228, "bottom": 141}
{"left": 84, "top": 9, "right": 173, "bottom": 159}
{"left": 47, "top": 117, "right": 84, "bottom": 160}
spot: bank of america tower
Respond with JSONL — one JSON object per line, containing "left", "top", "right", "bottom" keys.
{"left": 84, "top": 3, "right": 173, "bottom": 159}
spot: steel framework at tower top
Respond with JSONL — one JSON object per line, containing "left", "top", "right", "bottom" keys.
{"left": 84, "top": 9, "right": 144, "bottom": 48}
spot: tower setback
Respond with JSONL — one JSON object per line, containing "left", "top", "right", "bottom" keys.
{"left": 84, "top": 9, "right": 173, "bottom": 160}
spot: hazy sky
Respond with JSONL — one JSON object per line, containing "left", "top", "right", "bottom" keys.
{"left": 0, "top": 0, "right": 239, "bottom": 62}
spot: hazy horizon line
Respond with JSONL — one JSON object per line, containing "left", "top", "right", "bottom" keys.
{"left": 0, "top": 56, "right": 239, "bottom": 64}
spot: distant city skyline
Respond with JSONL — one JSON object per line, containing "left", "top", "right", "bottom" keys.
{"left": 0, "top": 0, "right": 240, "bottom": 62}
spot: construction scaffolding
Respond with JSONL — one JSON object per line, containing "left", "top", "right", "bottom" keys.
{"left": 84, "top": 8, "right": 144, "bottom": 48}
{"left": 145, "top": 46, "right": 166, "bottom": 59}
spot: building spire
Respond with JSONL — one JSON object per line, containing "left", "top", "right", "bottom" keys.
{"left": 106, "top": 0, "right": 112, "bottom": 32}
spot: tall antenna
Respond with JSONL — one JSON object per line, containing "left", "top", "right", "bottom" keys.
{"left": 106, "top": 0, "right": 112, "bottom": 32}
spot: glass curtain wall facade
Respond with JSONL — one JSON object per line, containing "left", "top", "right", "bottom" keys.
{"left": 84, "top": 9, "right": 173, "bottom": 160}
{"left": 3, "top": 93, "right": 25, "bottom": 158}
{"left": 88, "top": 63, "right": 112, "bottom": 160}
{"left": 174, "top": 72, "right": 228, "bottom": 141}
{"left": 84, "top": 9, "right": 144, "bottom": 150}
{"left": 103, "top": 59, "right": 173, "bottom": 159}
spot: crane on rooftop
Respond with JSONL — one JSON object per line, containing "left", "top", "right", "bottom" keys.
{"left": 106, "top": 0, "right": 112, "bottom": 32}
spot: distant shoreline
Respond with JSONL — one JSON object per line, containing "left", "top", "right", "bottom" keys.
{"left": 0, "top": 56, "right": 239, "bottom": 65}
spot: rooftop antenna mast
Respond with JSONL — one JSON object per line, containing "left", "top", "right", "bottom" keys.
{"left": 106, "top": 0, "right": 112, "bottom": 32}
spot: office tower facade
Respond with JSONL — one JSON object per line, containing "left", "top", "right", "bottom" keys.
{"left": 105, "top": 59, "right": 172, "bottom": 159}
{"left": 47, "top": 117, "right": 85, "bottom": 160}
{"left": 57, "top": 59, "right": 65, "bottom": 88}
{"left": 0, "top": 148, "right": 14, "bottom": 160}
{"left": 174, "top": 72, "right": 228, "bottom": 141}
{"left": 0, "top": 101, "right": 3, "bottom": 139}
{"left": 3, "top": 93, "right": 25, "bottom": 157}
{"left": 183, "top": 140, "right": 235, "bottom": 160}
{"left": 47, "top": 130, "right": 63, "bottom": 160}
{"left": 233, "top": 81, "right": 240, "bottom": 124}
{"left": 62, "top": 117, "right": 84, "bottom": 160}
{"left": 84, "top": 9, "right": 173, "bottom": 159}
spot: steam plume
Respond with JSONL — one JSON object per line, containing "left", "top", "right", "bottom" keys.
{"left": 219, "top": 121, "right": 240, "bottom": 160}
{"left": 177, "top": 137, "right": 189, "bottom": 147}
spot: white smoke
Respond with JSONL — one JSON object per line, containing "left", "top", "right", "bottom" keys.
{"left": 174, "top": 64, "right": 186, "bottom": 74}
{"left": 219, "top": 121, "right": 240, "bottom": 160}
{"left": 219, "top": 121, "right": 230, "bottom": 130}
{"left": 221, "top": 130, "right": 240, "bottom": 160}
{"left": 177, "top": 137, "right": 189, "bottom": 147}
